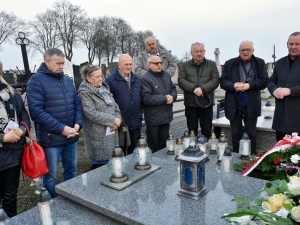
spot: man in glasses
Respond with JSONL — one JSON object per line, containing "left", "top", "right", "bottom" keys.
{"left": 267, "top": 32, "right": 300, "bottom": 142}
{"left": 133, "top": 36, "right": 177, "bottom": 77}
{"left": 220, "top": 41, "right": 268, "bottom": 154}
{"left": 178, "top": 42, "right": 219, "bottom": 139}
{"left": 141, "top": 55, "right": 177, "bottom": 152}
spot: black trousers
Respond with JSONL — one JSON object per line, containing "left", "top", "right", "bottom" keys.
{"left": 125, "top": 128, "right": 141, "bottom": 155}
{"left": 230, "top": 106, "right": 257, "bottom": 154}
{"left": 185, "top": 106, "right": 213, "bottom": 139}
{"left": 0, "top": 165, "right": 20, "bottom": 217}
{"left": 146, "top": 123, "right": 170, "bottom": 153}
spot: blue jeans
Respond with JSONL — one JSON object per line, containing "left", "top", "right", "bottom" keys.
{"left": 43, "top": 142, "right": 77, "bottom": 198}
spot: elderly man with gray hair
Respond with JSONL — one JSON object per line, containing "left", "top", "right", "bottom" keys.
{"left": 106, "top": 54, "right": 142, "bottom": 155}
{"left": 220, "top": 41, "right": 268, "bottom": 154}
{"left": 178, "top": 42, "right": 219, "bottom": 139}
{"left": 133, "top": 36, "right": 177, "bottom": 77}
{"left": 141, "top": 55, "right": 177, "bottom": 152}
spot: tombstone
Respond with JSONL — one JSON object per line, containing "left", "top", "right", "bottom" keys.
{"left": 108, "top": 62, "right": 118, "bottom": 78}
{"left": 32, "top": 58, "right": 74, "bottom": 80}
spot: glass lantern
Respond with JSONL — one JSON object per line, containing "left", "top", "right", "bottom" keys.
{"left": 166, "top": 134, "right": 175, "bottom": 155}
{"left": 177, "top": 146, "right": 209, "bottom": 200}
{"left": 175, "top": 138, "right": 184, "bottom": 160}
{"left": 216, "top": 132, "right": 228, "bottom": 165}
{"left": 189, "top": 130, "right": 196, "bottom": 147}
{"left": 107, "top": 146, "right": 128, "bottom": 183}
{"left": 221, "top": 147, "right": 233, "bottom": 173}
{"left": 208, "top": 132, "right": 219, "bottom": 154}
{"left": 239, "top": 132, "right": 251, "bottom": 160}
{"left": 262, "top": 100, "right": 275, "bottom": 119}
{"left": 182, "top": 131, "right": 190, "bottom": 149}
{"left": 197, "top": 133, "right": 209, "bottom": 155}
{"left": 38, "top": 188, "right": 56, "bottom": 225}
{"left": 133, "top": 138, "right": 152, "bottom": 170}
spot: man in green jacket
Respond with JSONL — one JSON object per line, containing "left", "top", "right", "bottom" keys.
{"left": 178, "top": 42, "right": 219, "bottom": 139}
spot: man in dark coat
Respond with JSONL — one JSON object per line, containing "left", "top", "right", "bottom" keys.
{"left": 106, "top": 54, "right": 142, "bottom": 155}
{"left": 267, "top": 32, "right": 300, "bottom": 141}
{"left": 141, "top": 55, "right": 177, "bottom": 152}
{"left": 220, "top": 41, "right": 268, "bottom": 154}
{"left": 27, "top": 48, "right": 84, "bottom": 198}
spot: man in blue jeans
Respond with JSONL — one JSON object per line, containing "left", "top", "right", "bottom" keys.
{"left": 27, "top": 48, "right": 83, "bottom": 198}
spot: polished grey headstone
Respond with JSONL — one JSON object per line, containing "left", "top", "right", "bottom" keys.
{"left": 11, "top": 197, "right": 123, "bottom": 225}
{"left": 56, "top": 149, "right": 267, "bottom": 225}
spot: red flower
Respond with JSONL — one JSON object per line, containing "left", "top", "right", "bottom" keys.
{"left": 273, "top": 157, "right": 281, "bottom": 164}
{"left": 242, "top": 162, "right": 248, "bottom": 167}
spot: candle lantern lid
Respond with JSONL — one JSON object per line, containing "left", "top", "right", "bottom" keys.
{"left": 112, "top": 146, "right": 124, "bottom": 157}
{"left": 176, "top": 138, "right": 183, "bottom": 144}
{"left": 39, "top": 188, "right": 52, "bottom": 202}
{"left": 137, "top": 138, "right": 148, "bottom": 147}
{"left": 223, "top": 147, "right": 232, "bottom": 156}
{"left": 190, "top": 130, "right": 196, "bottom": 137}
{"left": 0, "top": 208, "right": 9, "bottom": 221}
{"left": 177, "top": 146, "right": 207, "bottom": 162}
{"left": 210, "top": 132, "right": 217, "bottom": 139}
{"left": 241, "top": 132, "right": 249, "bottom": 140}
{"left": 183, "top": 131, "right": 189, "bottom": 138}
{"left": 265, "top": 101, "right": 272, "bottom": 107}
{"left": 219, "top": 132, "right": 226, "bottom": 143}
{"left": 168, "top": 134, "right": 175, "bottom": 140}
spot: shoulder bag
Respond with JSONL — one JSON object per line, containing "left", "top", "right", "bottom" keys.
{"left": 19, "top": 121, "right": 49, "bottom": 179}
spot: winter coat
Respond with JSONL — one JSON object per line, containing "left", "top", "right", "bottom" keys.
{"left": 78, "top": 80, "right": 121, "bottom": 161}
{"left": 26, "top": 63, "right": 84, "bottom": 148}
{"left": 141, "top": 69, "right": 177, "bottom": 125}
{"left": 267, "top": 55, "right": 300, "bottom": 133}
{"left": 133, "top": 49, "right": 177, "bottom": 77}
{"left": 178, "top": 58, "right": 220, "bottom": 108}
{"left": 0, "top": 92, "right": 31, "bottom": 171}
{"left": 105, "top": 70, "right": 142, "bottom": 130}
{"left": 220, "top": 56, "right": 268, "bottom": 121}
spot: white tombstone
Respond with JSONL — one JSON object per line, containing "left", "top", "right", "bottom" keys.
{"left": 32, "top": 58, "right": 74, "bottom": 80}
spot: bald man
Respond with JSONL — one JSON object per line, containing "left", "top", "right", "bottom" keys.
{"left": 141, "top": 55, "right": 177, "bottom": 152}
{"left": 220, "top": 41, "right": 268, "bottom": 154}
{"left": 133, "top": 36, "right": 177, "bottom": 77}
{"left": 106, "top": 54, "right": 142, "bottom": 155}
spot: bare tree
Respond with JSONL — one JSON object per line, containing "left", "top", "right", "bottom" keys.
{"left": 0, "top": 11, "right": 24, "bottom": 49}
{"left": 28, "top": 10, "right": 61, "bottom": 54}
{"left": 79, "top": 17, "right": 98, "bottom": 63}
{"left": 52, "top": 0, "right": 86, "bottom": 61}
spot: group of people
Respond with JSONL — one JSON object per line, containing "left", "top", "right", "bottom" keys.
{"left": 1, "top": 31, "right": 300, "bottom": 218}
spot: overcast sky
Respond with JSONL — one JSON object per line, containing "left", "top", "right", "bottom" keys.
{"left": 0, "top": 0, "right": 299, "bottom": 70}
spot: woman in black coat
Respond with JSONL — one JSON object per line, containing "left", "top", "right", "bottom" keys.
{"left": 0, "top": 60, "right": 31, "bottom": 217}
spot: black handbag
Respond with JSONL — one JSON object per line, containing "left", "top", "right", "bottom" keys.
{"left": 118, "top": 119, "right": 131, "bottom": 148}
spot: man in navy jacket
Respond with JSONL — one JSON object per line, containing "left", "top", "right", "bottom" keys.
{"left": 220, "top": 41, "right": 268, "bottom": 154}
{"left": 106, "top": 54, "right": 142, "bottom": 155}
{"left": 27, "top": 48, "right": 83, "bottom": 198}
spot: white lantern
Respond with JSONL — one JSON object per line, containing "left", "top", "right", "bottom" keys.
{"left": 239, "top": 132, "right": 251, "bottom": 160}
{"left": 189, "top": 130, "right": 196, "bottom": 147}
{"left": 208, "top": 132, "right": 219, "bottom": 154}
{"left": 107, "top": 147, "right": 128, "bottom": 183}
{"left": 182, "top": 131, "right": 190, "bottom": 149}
{"left": 216, "top": 132, "right": 228, "bottom": 165}
{"left": 38, "top": 188, "right": 55, "bottom": 225}
{"left": 166, "top": 134, "right": 175, "bottom": 155}
{"left": 133, "top": 138, "right": 152, "bottom": 170}
{"left": 221, "top": 147, "right": 233, "bottom": 173}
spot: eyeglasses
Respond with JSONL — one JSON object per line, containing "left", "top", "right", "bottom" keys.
{"left": 239, "top": 49, "right": 253, "bottom": 53}
{"left": 149, "top": 62, "right": 163, "bottom": 65}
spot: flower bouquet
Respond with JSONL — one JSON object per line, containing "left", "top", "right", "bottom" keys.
{"left": 222, "top": 177, "right": 300, "bottom": 224}
{"left": 235, "top": 133, "right": 300, "bottom": 181}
